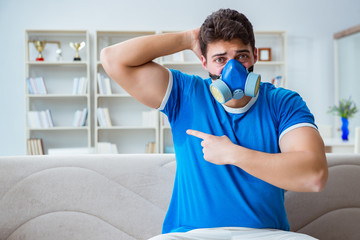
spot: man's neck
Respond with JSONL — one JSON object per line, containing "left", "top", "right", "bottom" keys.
{"left": 224, "top": 96, "right": 252, "bottom": 108}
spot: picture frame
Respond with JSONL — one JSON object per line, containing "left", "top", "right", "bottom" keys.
{"left": 258, "top": 48, "right": 272, "bottom": 61}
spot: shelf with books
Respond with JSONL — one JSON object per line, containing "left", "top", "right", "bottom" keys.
{"left": 97, "top": 98, "right": 157, "bottom": 126}
{"left": 97, "top": 128, "right": 158, "bottom": 154}
{"left": 29, "top": 129, "right": 90, "bottom": 154}
{"left": 28, "top": 97, "right": 88, "bottom": 127}
{"left": 27, "top": 65, "right": 88, "bottom": 95}
{"left": 25, "top": 29, "right": 91, "bottom": 154}
{"left": 95, "top": 91, "right": 159, "bottom": 152}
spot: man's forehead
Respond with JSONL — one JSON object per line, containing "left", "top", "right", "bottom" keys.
{"left": 207, "top": 40, "right": 252, "bottom": 57}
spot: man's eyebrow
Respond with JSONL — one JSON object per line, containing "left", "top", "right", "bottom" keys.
{"left": 236, "top": 50, "right": 250, "bottom": 54}
{"left": 211, "top": 52, "right": 226, "bottom": 58}
{"left": 211, "top": 49, "right": 251, "bottom": 58}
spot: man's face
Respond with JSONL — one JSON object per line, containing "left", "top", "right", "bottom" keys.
{"left": 201, "top": 39, "right": 257, "bottom": 78}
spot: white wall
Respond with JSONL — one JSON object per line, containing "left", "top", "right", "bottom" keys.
{"left": 337, "top": 32, "right": 360, "bottom": 136}
{"left": 1, "top": 0, "right": 359, "bottom": 155}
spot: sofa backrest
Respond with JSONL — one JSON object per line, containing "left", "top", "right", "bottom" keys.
{"left": 0, "top": 153, "right": 359, "bottom": 240}
{"left": 285, "top": 154, "right": 360, "bottom": 240}
{"left": 0, "top": 154, "right": 175, "bottom": 240}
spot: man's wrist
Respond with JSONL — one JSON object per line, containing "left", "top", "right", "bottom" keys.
{"left": 226, "top": 144, "right": 243, "bottom": 165}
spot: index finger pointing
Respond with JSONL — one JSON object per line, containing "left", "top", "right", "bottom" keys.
{"left": 186, "top": 129, "right": 212, "bottom": 140}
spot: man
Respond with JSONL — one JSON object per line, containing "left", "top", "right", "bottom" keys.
{"left": 101, "top": 8, "right": 328, "bottom": 240}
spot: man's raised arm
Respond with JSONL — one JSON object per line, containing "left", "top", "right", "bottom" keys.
{"left": 100, "top": 29, "right": 201, "bottom": 109}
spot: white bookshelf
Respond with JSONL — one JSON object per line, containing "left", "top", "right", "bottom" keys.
{"left": 25, "top": 30, "right": 91, "bottom": 154}
{"left": 95, "top": 31, "right": 159, "bottom": 153}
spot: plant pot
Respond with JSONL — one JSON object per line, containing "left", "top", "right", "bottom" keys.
{"left": 341, "top": 117, "right": 349, "bottom": 141}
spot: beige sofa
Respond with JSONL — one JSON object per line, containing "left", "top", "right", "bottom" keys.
{"left": 0, "top": 153, "right": 359, "bottom": 240}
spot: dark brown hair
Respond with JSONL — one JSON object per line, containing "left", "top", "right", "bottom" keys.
{"left": 199, "top": 9, "right": 255, "bottom": 58}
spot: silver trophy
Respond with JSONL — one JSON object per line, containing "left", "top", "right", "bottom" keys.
{"left": 69, "top": 41, "right": 85, "bottom": 61}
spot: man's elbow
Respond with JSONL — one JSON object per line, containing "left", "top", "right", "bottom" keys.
{"left": 309, "top": 164, "right": 328, "bottom": 192}
{"left": 100, "top": 46, "right": 128, "bottom": 80}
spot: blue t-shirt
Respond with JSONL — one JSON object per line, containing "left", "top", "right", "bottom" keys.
{"left": 159, "top": 69, "right": 316, "bottom": 234}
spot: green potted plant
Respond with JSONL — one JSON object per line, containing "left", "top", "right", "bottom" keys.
{"left": 328, "top": 97, "right": 358, "bottom": 141}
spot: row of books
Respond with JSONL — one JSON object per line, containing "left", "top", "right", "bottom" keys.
{"left": 145, "top": 141, "right": 156, "bottom": 153}
{"left": 27, "top": 109, "right": 54, "bottom": 128}
{"left": 27, "top": 77, "right": 47, "bottom": 94}
{"left": 26, "top": 76, "right": 88, "bottom": 95}
{"left": 97, "top": 73, "right": 112, "bottom": 95}
{"left": 97, "top": 108, "right": 112, "bottom": 127}
{"left": 73, "top": 108, "right": 88, "bottom": 127}
{"left": 27, "top": 138, "right": 44, "bottom": 155}
{"left": 27, "top": 109, "right": 88, "bottom": 128}
{"left": 72, "top": 77, "right": 88, "bottom": 95}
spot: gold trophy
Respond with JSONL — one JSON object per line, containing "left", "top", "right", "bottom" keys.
{"left": 69, "top": 41, "right": 85, "bottom": 61}
{"left": 33, "top": 41, "right": 46, "bottom": 61}
{"left": 28, "top": 40, "right": 61, "bottom": 61}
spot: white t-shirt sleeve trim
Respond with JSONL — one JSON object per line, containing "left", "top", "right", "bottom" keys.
{"left": 279, "top": 123, "right": 318, "bottom": 142}
{"left": 158, "top": 68, "right": 173, "bottom": 111}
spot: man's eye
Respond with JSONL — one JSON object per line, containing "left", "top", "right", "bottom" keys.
{"left": 215, "top": 58, "right": 225, "bottom": 63}
{"left": 237, "top": 55, "right": 249, "bottom": 62}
